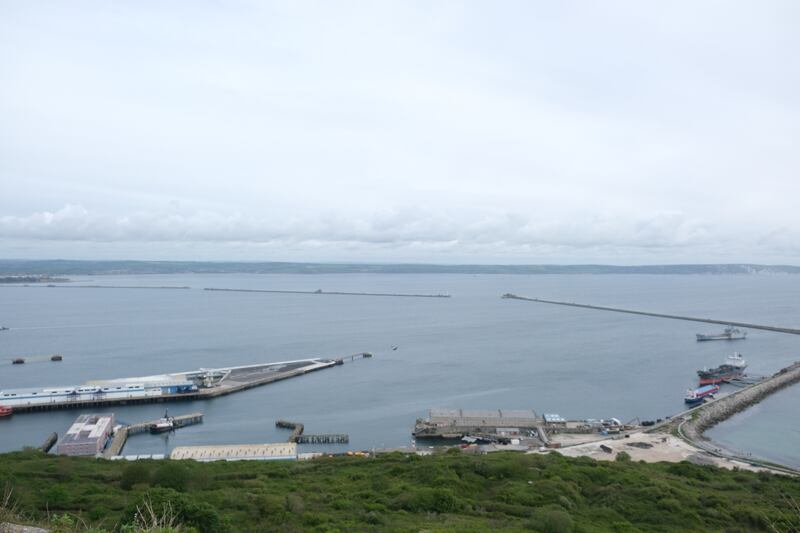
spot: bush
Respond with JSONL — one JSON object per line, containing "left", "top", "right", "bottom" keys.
{"left": 396, "top": 488, "right": 459, "bottom": 513}
{"left": 152, "top": 463, "right": 190, "bottom": 492}
{"left": 120, "top": 462, "right": 151, "bottom": 490}
{"left": 125, "top": 488, "right": 229, "bottom": 533}
{"left": 43, "top": 485, "right": 70, "bottom": 508}
{"left": 531, "top": 505, "right": 574, "bottom": 533}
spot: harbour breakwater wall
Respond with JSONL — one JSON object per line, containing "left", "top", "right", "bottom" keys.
{"left": 502, "top": 294, "right": 800, "bottom": 335}
{"left": 682, "top": 361, "right": 800, "bottom": 441}
{"left": 204, "top": 288, "right": 450, "bottom": 298}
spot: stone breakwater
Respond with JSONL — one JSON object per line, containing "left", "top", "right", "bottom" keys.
{"left": 683, "top": 361, "right": 800, "bottom": 442}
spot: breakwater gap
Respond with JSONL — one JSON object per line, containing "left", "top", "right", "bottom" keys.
{"left": 502, "top": 293, "right": 800, "bottom": 335}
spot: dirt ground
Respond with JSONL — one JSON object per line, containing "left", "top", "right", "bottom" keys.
{"left": 536, "top": 430, "right": 771, "bottom": 473}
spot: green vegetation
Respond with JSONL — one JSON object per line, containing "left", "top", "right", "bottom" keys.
{"left": 1, "top": 449, "right": 799, "bottom": 532}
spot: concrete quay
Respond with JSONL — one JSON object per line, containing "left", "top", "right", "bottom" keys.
{"left": 103, "top": 412, "right": 203, "bottom": 458}
{"left": 7, "top": 356, "right": 362, "bottom": 414}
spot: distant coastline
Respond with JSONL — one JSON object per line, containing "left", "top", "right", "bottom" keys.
{"left": 0, "top": 275, "right": 70, "bottom": 284}
{"left": 0, "top": 259, "right": 798, "bottom": 276}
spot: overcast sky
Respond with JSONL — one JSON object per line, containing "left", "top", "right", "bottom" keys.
{"left": 1, "top": 1, "right": 798, "bottom": 264}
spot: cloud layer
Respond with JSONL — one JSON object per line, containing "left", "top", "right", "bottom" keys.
{"left": 1, "top": 204, "right": 795, "bottom": 264}
{"left": 1, "top": 2, "right": 798, "bottom": 263}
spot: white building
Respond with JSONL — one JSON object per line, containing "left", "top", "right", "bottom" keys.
{"left": 57, "top": 414, "right": 115, "bottom": 456}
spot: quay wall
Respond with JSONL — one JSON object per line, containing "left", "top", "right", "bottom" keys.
{"left": 10, "top": 360, "right": 337, "bottom": 413}
{"left": 682, "top": 361, "right": 800, "bottom": 441}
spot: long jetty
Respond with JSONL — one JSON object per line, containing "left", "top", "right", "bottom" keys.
{"left": 502, "top": 293, "right": 800, "bottom": 335}
{"left": 204, "top": 287, "right": 450, "bottom": 298}
{"left": 276, "top": 420, "right": 349, "bottom": 444}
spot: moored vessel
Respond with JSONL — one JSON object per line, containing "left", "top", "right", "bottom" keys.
{"left": 696, "top": 326, "right": 747, "bottom": 341}
{"left": 684, "top": 384, "right": 720, "bottom": 404}
{"left": 0, "top": 405, "right": 12, "bottom": 417}
{"left": 149, "top": 410, "right": 175, "bottom": 433}
{"left": 697, "top": 352, "right": 747, "bottom": 385}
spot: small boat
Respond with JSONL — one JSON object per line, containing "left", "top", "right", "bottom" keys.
{"left": 50, "top": 354, "right": 63, "bottom": 362}
{"left": 11, "top": 358, "right": 25, "bottom": 365}
{"left": 391, "top": 345, "right": 398, "bottom": 351}
{"left": 696, "top": 326, "right": 747, "bottom": 341}
{"left": 149, "top": 410, "right": 175, "bottom": 434}
{"left": 0, "top": 406, "right": 12, "bottom": 417}
{"left": 0, "top": 326, "right": 9, "bottom": 331}
{"left": 685, "top": 384, "right": 720, "bottom": 404}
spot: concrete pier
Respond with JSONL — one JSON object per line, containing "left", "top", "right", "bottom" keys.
{"left": 296, "top": 434, "right": 349, "bottom": 444}
{"left": 103, "top": 412, "right": 203, "bottom": 458}
{"left": 276, "top": 420, "right": 349, "bottom": 444}
{"left": 502, "top": 293, "right": 800, "bottom": 335}
{"left": 8, "top": 356, "right": 365, "bottom": 414}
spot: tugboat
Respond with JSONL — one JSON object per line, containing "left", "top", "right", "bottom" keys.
{"left": 684, "top": 384, "right": 720, "bottom": 404}
{"left": 697, "top": 353, "right": 747, "bottom": 385}
{"left": 0, "top": 405, "right": 12, "bottom": 417}
{"left": 11, "top": 358, "right": 25, "bottom": 365}
{"left": 696, "top": 326, "right": 747, "bottom": 341}
{"left": 149, "top": 410, "right": 175, "bottom": 434}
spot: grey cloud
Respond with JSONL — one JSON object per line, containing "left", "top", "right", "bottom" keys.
{"left": 0, "top": 205, "right": 794, "bottom": 261}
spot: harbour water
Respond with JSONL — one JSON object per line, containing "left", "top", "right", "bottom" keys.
{"left": 1, "top": 273, "right": 798, "bottom": 466}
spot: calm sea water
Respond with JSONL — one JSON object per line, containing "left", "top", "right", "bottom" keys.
{"left": 0, "top": 273, "right": 798, "bottom": 466}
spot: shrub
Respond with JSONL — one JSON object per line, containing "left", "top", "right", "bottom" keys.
{"left": 43, "top": 485, "right": 70, "bottom": 508}
{"left": 152, "top": 463, "right": 190, "bottom": 492}
{"left": 120, "top": 462, "right": 151, "bottom": 490}
{"left": 125, "top": 488, "right": 229, "bottom": 533}
{"left": 395, "top": 488, "right": 460, "bottom": 513}
{"left": 531, "top": 505, "right": 574, "bottom": 533}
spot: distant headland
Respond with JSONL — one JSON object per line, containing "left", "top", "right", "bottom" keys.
{"left": 0, "top": 259, "right": 798, "bottom": 276}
